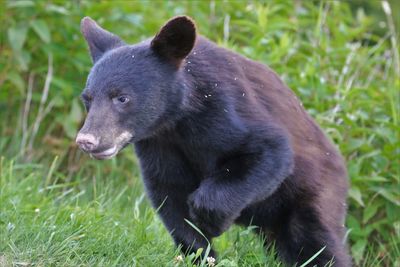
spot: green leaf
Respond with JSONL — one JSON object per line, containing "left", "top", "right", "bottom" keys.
{"left": 352, "top": 175, "right": 388, "bottom": 183}
{"left": 346, "top": 138, "right": 364, "bottom": 151}
{"left": 60, "top": 99, "right": 83, "bottom": 139}
{"left": 7, "top": 0, "right": 34, "bottom": 8}
{"left": 348, "top": 161, "right": 361, "bottom": 178}
{"left": 363, "top": 203, "right": 379, "bottom": 224}
{"left": 217, "top": 259, "right": 238, "bottom": 267}
{"left": 194, "top": 247, "right": 203, "bottom": 261}
{"left": 8, "top": 25, "right": 28, "bottom": 51}
{"left": 394, "top": 221, "right": 400, "bottom": 238}
{"left": 69, "top": 99, "right": 83, "bottom": 123}
{"left": 15, "top": 49, "right": 31, "bottom": 71}
{"left": 31, "top": 20, "right": 51, "bottom": 43}
{"left": 7, "top": 72, "right": 25, "bottom": 94}
{"left": 52, "top": 95, "right": 65, "bottom": 108}
{"left": 346, "top": 214, "right": 360, "bottom": 231}
{"left": 351, "top": 239, "right": 367, "bottom": 265}
{"left": 52, "top": 77, "right": 73, "bottom": 93}
{"left": 349, "top": 187, "right": 364, "bottom": 207}
{"left": 386, "top": 202, "right": 400, "bottom": 221}
{"left": 366, "top": 176, "right": 388, "bottom": 182}
{"left": 373, "top": 188, "right": 400, "bottom": 206}
{"left": 62, "top": 120, "right": 76, "bottom": 140}
{"left": 46, "top": 4, "right": 70, "bottom": 15}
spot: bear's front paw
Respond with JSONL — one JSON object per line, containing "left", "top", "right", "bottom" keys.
{"left": 187, "top": 190, "right": 232, "bottom": 238}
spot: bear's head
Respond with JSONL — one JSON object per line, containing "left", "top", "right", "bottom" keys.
{"left": 76, "top": 16, "right": 196, "bottom": 159}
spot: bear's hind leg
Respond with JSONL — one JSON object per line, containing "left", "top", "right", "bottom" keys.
{"left": 275, "top": 207, "right": 350, "bottom": 267}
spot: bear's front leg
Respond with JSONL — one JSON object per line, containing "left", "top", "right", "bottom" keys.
{"left": 188, "top": 132, "right": 294, "bottom": 237}
{"left": 135, "top": 140, "right": 216, "bottom": 258}
{"left": 147, "top": 181, "right": 215, "bottom": 257}
{"left": 187, "top": 178, "right": 239, "bottom": 237}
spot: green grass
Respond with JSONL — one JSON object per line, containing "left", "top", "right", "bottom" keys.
{"left": 0, "top": 157, "right": 283, "bottom": 266}
{"left": 1, "top": 157, "right": 398, "bottom": 266}
{"left": 1, "top": 0, "right": 399, "bottom": 266}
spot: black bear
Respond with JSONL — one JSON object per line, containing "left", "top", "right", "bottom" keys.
{"left": 76, "top": 16, "right": 350, "bottom": 266}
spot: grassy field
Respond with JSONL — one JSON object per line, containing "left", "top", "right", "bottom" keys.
{"left": 1, "top": 0, "right": 399, "bottom": 266}
{"left": 0, "top": 157, "right": 285, "bottom": 266}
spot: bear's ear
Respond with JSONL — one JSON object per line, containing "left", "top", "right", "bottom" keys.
{"left": 151, "top": 16, "right": 196, "bottom": 67}
{"left": 81, "top": 17, "right": 125, "bottom": 63}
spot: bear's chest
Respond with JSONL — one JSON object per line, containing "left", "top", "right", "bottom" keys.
{"left": 158, "top": 130, "right": 218, "bottom": 178}
{"left": 136, "top": 113, "right": 250, "bottom": 182}
{"left": 171, "top": 127, "right": 249, "bottom": 179}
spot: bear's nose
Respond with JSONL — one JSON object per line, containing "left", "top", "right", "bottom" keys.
{"left": 76, "top": 133, "right": 99, "bottom": 152}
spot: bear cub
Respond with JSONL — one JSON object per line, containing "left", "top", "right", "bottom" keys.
{"left": 76, "top": 16, "right": 350, "bottom": 266}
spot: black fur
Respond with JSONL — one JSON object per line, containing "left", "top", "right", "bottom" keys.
{"left": 78, "top": 16, "right": 350, "bottom": 266}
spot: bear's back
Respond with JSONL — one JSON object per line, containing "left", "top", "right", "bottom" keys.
{"left": 189, "top": 37, "right": 341, "bottom": 159}
{"left": 187, "top": 37, "right": 348, "bottom": 228}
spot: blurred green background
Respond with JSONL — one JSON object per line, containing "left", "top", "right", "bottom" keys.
{"left": 0, "top": 0, "right": 399, "bottom": 266}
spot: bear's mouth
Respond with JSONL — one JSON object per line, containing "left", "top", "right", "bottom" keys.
{"left": 79, "top": 131, "right": 134, "bottom": 160}
{"left": 90, "top": 146, "right": 118, "bottom": 160}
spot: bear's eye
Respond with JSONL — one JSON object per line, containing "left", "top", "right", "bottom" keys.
{"left": 81, "top": 93, "right": 91, "bottom": 102}
{"left": 81, "top": 93, "right": 92, "bottom": 111}
{"left": 118, "top": 96, "right": 128, "bottom": 103}
{"left": 113, "top": 95, "right": 130, "bottom": 105}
